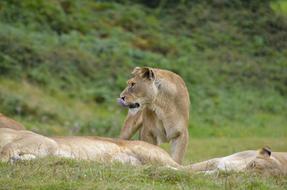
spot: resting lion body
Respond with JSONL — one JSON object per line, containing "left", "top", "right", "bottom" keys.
{"left": 0, "top": 128, "right": 179, "bottom": 168}
{"left": 188, "top": 147, "right": 287, "bottom": 175}
{"left": 0, "top": 113, "right": 25, "bottom": 130}
{"left": 0, "top": 128, "right": 286, "bottom": 175}
{"left": 119, "top": 67, "right": 190, "bottom": 164}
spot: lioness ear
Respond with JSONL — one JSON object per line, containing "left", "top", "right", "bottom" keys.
{"left": 132, "top": 67, "right": 141, "bottom": 75}
{"left": 132, "top": 67, "right": 155, "bottom": 80}
{"left": 258, "top": 146, "right": 272, "bottom": 157}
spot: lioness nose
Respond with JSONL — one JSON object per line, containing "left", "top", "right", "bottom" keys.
{"left": 120, "top": 96, "right": 125, "bottom": 101}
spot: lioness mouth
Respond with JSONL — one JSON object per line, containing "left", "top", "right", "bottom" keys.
{"left": 117, "top": 98, "right": 140, "bottom": 109}
{"left": 128, "top": 103, "right": 140, "bottom": 109}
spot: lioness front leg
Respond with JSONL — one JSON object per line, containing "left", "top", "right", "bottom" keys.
{"left": 185, "top": 158, "right": 220, "bottom": 172}
{"left": 170, "top": 128, "right": 188, "bottom": 164}
{"left": 139, "top": 128, "right": 157, "bottom": 145}
{"left": 120, "top": 111, "right": 143, "bottom": 139}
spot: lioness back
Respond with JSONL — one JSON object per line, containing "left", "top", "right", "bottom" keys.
{"left": 0, "top": 114, "right": 25, "bottom": 130}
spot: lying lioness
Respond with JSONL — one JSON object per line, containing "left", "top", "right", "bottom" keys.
{"left": 188, "top": 147, "right": 287, "bottom": 175}
{"left": 0, "top": 113, "right": 25, "bottom": 130}
{"left": 0, "top": 128, "right": 179, "bottom": 168}
{"left": 0, "top": 128, "right": 286, "bottom": 175}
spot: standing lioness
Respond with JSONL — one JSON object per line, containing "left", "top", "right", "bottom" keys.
{"left": 118, "top": 67, "right": 190, "bottom": 164}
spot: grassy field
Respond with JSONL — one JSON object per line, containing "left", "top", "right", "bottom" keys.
{"left": 0, "top": 0, "right": 286, "bottom": 189}
{"left": 0, "top": 138, "right": 286, "bottom": 190}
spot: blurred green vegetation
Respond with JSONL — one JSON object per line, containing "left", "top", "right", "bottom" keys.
{"left": 0, "top": 0, "right": 286, "bottom": 137}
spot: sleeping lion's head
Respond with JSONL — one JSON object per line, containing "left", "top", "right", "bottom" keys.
{"left": 118, "top": 67, "right": 159, "bottom": 111}
{"left": 246, "top": 147, "right": 283, "bottom": 175}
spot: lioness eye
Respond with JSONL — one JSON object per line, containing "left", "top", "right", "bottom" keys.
{"left": 131, "top": 82, "right": 135, "bottom": 87}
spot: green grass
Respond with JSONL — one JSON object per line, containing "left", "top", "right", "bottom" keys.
{"left": 0, "top": 138, "right": 286, "bottom": 190}
{"left": 0, "top": 1, "right": 286, "bottom": 189}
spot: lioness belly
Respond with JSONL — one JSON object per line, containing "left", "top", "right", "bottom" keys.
{"left": 52, "top": 137, "right": 144, "bottom": 165}
{"left": 216, "top": 151, "right": 257, "bottom": 171}
{"left": 53, "top": 137, "right": 122, "bottom": 160}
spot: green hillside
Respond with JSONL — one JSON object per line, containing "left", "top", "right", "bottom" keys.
{"left": 1, "top": 1, "right": 287, "bottom": 189}
{"left": 0, "top": 0, "right": 286, "bottom": 138}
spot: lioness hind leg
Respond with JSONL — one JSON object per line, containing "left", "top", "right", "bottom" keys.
{"left": 0, "top": 135, "right": 57, "bottom": 162}
{"left": 112, "top": 152, "right": 141, "bottom": 166}
{"left": 0, "top": 143, "right": 37, "bottom": 162}
{"left": 0, "top": 144, "right": 25, "bottom": 162}
{"left": 10, "top": 154, "right": 37, "bottom": 163}
{"left": 1, "top": 147, "right": 37, "bottom": 163}
{"left": 170, "top": 129, "right": 188, "bottom": 164}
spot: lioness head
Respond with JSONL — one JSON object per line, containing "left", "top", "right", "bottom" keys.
{"left": 118, "top": 67, "right": 159, "bottom": 111}
{"left": 246, "top": 147, "right": 283, "bottom": 174}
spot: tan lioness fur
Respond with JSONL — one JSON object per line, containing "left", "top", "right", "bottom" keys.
{"left": 119, "top": 67, "right": 190, "bottom": 164}
{"left": 0, "top": 128, "right": 286, "bottom": 176}
{"left": 187, "top": 147, "right": 287, "bottom": 175}
{"left": 0, "top": 113, "right": 25, "bottom": 130}
{"left": 0, "top": 128, "right": 179, "bottom": 168}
